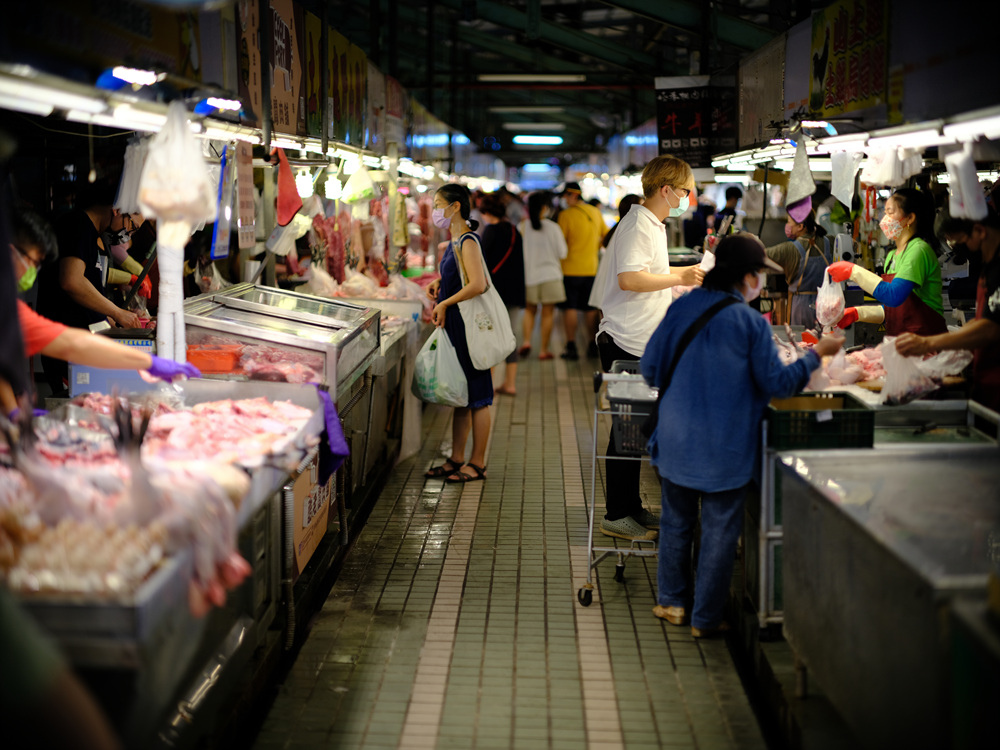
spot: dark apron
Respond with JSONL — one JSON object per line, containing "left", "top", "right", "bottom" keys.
{"left": 881, "top": 248, "right": 947, "bottom": 336}
{"left": 788, "top": 237, "right": 830, "bottom": 327}
{"left": 973, "top": 276, "right": 1000, "bottom": 411}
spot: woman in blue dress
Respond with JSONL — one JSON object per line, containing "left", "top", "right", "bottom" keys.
{"left": 424, "top": 184, "right": 494, "bottom": 483}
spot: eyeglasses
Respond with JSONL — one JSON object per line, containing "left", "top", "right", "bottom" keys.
{"left": 122, "top": 214, "right": 138, "bottom": 234}
{"left": 13, "top": 244, "right": 44, "bottom": 269}
{"left": 669, "top": 186, "right": 691, "bottom": 199}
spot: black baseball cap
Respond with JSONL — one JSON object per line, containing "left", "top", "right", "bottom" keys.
{"left": 560, "top": 181, "right": 582, "bottom": 195}
{"left": 714, "top": 233, "right": 782, "bottom": 272}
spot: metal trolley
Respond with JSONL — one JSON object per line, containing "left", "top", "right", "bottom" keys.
{"left": 577, "top": 361, "right": 659, "bottom": 607}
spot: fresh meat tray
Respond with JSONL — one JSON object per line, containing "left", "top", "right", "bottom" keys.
{"left": 18, "top": 380, "right": 325, "bottom": 661}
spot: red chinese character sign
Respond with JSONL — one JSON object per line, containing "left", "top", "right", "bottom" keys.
{"left": 809, "top": 0, "right": 888, "bottom": 117}
{"left": 655, "top": 76, "right": 736, "bottom": 169}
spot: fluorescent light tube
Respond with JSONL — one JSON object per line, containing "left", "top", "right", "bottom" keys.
{"left": 512, "top": 135, "right": 564, "bottom": 146}
{"left": 478, "top": 74, "right": 585, "bottom": 83}
{"left": 500, "top": 122, "right": 565, "bottom": 131}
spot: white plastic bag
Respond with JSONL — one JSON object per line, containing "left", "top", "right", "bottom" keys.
{"left": 412, "top": 328, "right": 468, "bottom": 407}
{"left": 815, "top": 268, "right": 845, "bottom": 328}
{"left": 881, "top": 337, "right": 938, "bottom": 405}
{"left": 453, "top": 235, "right": 516, "bottom": 370}
{"left": 914, "top": 348, "right": 974, "bottom": 380}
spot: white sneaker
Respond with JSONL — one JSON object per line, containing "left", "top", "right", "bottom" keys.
{"left": 600, "top": 516, "right": 658, "bottom": 541}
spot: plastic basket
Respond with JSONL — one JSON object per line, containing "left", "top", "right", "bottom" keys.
{"left": 767, "top": 392, "right": 874, "bottom": 450}
{"left": 605, "top": 362, "right": 656, "bottom": 456}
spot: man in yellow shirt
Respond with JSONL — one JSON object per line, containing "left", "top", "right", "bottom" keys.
{"left": 557, "top": 182, "right": 607, "bottom": 359}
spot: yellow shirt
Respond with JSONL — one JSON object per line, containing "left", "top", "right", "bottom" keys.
{"left": 558, "top": 202, "right": 607, "bottom": 276}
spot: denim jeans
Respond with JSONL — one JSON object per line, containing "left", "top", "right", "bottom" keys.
{"left": 657, "top": 477, "right": 747, "bottom": 629}
{"left": 596, "top": 333, "right": 642, "bottom": 521}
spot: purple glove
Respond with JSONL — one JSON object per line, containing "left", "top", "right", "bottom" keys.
{"left": 8, "top": 407, "right": 47, "bottom": 421}
{"left": 147, "top": 355, "right": 201, "bottom": 382}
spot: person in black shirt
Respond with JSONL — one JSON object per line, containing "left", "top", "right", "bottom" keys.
{"left": 479, "top": 195, "right": 525, "bottom": 395}
{"left": 37, "top": 181, "right": 142, "bottom": 394}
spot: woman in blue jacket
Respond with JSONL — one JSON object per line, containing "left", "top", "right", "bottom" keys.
{"left": 640, "top": 233, "right": 843, "bottom": 637}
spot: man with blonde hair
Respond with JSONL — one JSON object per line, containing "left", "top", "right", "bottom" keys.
{"left": 595, "top": 155, "right": 705, "bottom": 541}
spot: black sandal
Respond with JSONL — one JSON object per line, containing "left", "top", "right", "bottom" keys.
{"left": 425, "top": 458, "right": 462, "bottom": 478}
{"left": 445, "top": 463, "right": 487, "bottom": 483}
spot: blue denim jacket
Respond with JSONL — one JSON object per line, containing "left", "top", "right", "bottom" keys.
{"left": 640, "top": 287, "right": 820, "bottom": 492}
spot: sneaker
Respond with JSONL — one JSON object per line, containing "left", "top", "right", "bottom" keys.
{"left": 560, "top": 342, "right": 578, "bottom": 360}
{"left": 652, "top": 605, "right": 688, "bottom": 625}
{"left": 587, "top": 341, "right": 600, "bottom": 359}
{"left": 633, "top": 508, "right": 660, "bottom": 530}
{"left": 600, "top": 516, "right": 658, "bottom": 541}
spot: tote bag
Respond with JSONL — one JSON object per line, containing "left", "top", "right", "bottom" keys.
{"left": 453, "top": 232, "right": 517, "bottom": 370}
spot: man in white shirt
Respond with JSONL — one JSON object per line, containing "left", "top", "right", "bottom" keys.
{"left": 596, "top": 155, "right": 704, "bottom": 541}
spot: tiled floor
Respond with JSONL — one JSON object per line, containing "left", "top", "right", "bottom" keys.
{"left": 253, "top": 348, "right": 768, "bottom": 750}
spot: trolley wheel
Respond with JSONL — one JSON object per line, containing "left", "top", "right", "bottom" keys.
{"left": 614, "top": 564, "right": 625, "bottom": 583}
{"left": 577, "top": 588, "right": 593, "bottom": 607}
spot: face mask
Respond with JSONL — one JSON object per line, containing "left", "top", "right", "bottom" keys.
{"left": 744, "top": 271, "right": 766, "bottom": 302}
{"left": 784, "top": 223, "right": 798, "bottom": 239}
{"left": 17, "top": 262, "right": 37, "bottom": 292}
{"left": 431, "top": 207, "right": 452, "bottom": 229}
{"left": 879, "top": 214, "right": 903, "bottom": 241}
{"left": 667, "top": 187, "right": 690, "bottom": 218}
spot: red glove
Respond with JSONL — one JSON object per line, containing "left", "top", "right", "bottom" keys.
{"left": 130, "top": 274, "right": 152, "bottom": 299}
{"left": 827, "top": 261, "right": 854, "bottom": 283}
{"left": 837, "top": 307, "right": 859, "bottom": 329}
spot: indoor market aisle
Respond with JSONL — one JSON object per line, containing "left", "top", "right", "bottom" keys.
{"left": 252, "top": 352, "right": 767, "bottom": 750}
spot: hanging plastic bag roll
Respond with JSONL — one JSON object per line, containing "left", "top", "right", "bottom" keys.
{"left": 830, "top": 151, "right": 862, "bottom": 209}
{"left": 944, "top": 146, "right": 988, "bottom": 220}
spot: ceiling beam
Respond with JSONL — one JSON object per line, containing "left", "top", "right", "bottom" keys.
{"left": 596, "top": 0, "right": 776, "bottom": 51}
{"left": 436, "top": 0, "right": 657, "bottom": 71}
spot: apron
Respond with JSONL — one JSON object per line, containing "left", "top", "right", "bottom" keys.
{"left": 882, "top": 248, "right": 948, "bottom": 337}
{"left": 787, "top": 236, "right": 830, "bottom": 327}
{"left": 972, "top": 276, "right": 1000, "bottom": 411}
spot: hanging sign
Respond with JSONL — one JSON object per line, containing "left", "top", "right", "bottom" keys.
{"left": 304, "top": 12, "right": 323, "bottom": 137}
{"left": 236, "top": 0, "right": 262, "bottom": 126}
{"left": 236, "top": 142, "right": 256, "bottom": 249}
{"left": 268, "top": 0, "right": 305, "bottom": 136}
{"left": 808, "top": 0, "right": 888, "bottom": 117}
{"left": 655, "top": 76, "right": 736, "bottom": 169}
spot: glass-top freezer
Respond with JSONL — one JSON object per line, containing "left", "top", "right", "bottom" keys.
{"left": 184, "top": 284, "right": 379, "bottom": 397}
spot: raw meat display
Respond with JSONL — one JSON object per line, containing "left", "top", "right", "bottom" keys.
{"left": 846, "top": 347, "right": 887, "bottom": 381}
{"left": 240, "top": 345, "right": 323, "bottom": 384}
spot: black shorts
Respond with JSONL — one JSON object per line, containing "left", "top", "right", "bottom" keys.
{"left": 557, "top": 275, "right": 596, "bottom": 311}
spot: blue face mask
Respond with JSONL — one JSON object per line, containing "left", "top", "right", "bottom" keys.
{"left": 667, "top": 187, "right": 690, "bottom": 217}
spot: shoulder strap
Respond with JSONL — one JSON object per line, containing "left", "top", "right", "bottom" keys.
{"left": 454, "top": 232, "right": 490, "bottom": 290}
{"left": 652, "top": 296, "right": 739, "bottom": 407}
{"left": 491, "top": 224, "right": 517, "bottom": 275}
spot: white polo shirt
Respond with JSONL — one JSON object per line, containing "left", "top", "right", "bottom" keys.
{"left": 597, "top": 203, "right": 673, "bottom": 357}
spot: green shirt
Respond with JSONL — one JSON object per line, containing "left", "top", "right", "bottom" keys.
{"left": 885, "top": 237, "right": 944, "bottom": 315}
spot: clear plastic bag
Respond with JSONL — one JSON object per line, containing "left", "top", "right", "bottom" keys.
{"left": 816, "top": 268, "right": 845, "bottom": 327}
{"left": 412, "top": 328, "right": 468, "bottom": 407}
{"left": 914, "top": 348, "right": 973, "bottom": 380}
{"left": 880, "top": 337, "right": 938, "bottom": 405}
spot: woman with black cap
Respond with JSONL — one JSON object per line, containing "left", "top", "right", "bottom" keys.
{"left": 640, "top": 232, "right": 843, "bottom": 638}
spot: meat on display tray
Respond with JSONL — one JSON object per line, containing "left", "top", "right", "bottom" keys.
{"left": 184, "top": 283, "right": 379, "bottom": 400}
{"left": 16, "top": 380, "right": 326, "bottom": 664}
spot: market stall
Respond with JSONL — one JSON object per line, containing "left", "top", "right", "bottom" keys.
{"left": 779, "top": 444, "right": 1000, "bottom": 750}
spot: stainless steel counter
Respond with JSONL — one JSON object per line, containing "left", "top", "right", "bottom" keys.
{"left": 780, "top": 446, "right": 1000, "bottom": 749}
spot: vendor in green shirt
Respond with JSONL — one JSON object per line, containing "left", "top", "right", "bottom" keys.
{"left": 827, "top": 188, "right": 947, "bottom": 336}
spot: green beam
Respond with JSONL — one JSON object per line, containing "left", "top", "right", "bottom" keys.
{"left": 436, "top": 0, "right": 656, "bottom": 70}
{"left": 597, "top": 0, "right": 776, "bottom": 51}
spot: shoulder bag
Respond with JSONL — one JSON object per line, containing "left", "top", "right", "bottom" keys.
{"left": 640, "top": 296, "right": 739, "bottom": 438}
{"left": 454, "top": 232, "right": 517, "bottom": 370}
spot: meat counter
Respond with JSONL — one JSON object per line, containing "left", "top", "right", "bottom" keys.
{"left": 184, "top": 282, "right": 380, "bottom": 403}
{"left": 11, "top": 380, "right": 325, "bottom": 748}
{"left": 779, "top": 445, "right": 1000, "bottom": 750}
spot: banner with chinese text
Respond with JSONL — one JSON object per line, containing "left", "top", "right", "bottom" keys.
{"left": 268, "top": 0, "right": 305, "bottom": 136}
{"left": 304, "top": 12, "right": 323, "bottom": 137}
{"left": 808, "top": 0, "right": 888, "bottom": 117}
{"left": 655, "top": 76, "right": 736, "bottom": 169}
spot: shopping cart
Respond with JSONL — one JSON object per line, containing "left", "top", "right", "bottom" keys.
{"left": 577, "top": 361, "right": 658, "bottom": 607}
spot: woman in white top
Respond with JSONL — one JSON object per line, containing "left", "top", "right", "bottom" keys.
{"left": 518, "top": 191, "right": 568, "bottom": 360}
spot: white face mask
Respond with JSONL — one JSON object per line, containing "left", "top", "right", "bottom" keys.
{"left": 744, "top": 271, "right": 766, "bottom": 302}
{"left": 667, "top": 186, "right": 690, "bottom": 217}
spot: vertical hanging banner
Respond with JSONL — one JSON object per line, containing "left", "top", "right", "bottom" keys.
{"left": 346, "top": 43, "right": 368, "bottom": 146}
{"left": 236, "top": 0, "right": 262, "bottom": 127}
{"left": 268, "top": 0, "right": 305, "bottom": 136}
{"left": 655, "top": 76, "right": 736, "bottom": 169}
{"left": 808, "top": 0, "right": 888, "bottom": 117}
{"left": 385, "top": 75, "right": 407, "bottom": 146}
{"left": 236, "top": 142, "right": 256, "bottom": 250}
{"left": 304, "top": 11, "right": 323, "bottom": 137}
{"left": 328, "top": 30, "right": 351, "bottom": 143}
{"left": 366, "top": 62, "right": 386, "bottom": 154}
